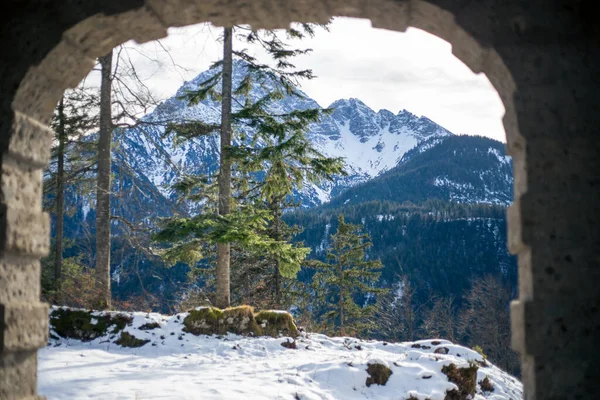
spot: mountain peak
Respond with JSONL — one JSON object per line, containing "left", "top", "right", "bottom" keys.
{"left": 328, "top": 97, "right": 370, "bottom": 109}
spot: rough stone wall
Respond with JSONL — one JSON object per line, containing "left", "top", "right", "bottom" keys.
{"left": 0, "top": 1, "right": 598, "bottom": 399}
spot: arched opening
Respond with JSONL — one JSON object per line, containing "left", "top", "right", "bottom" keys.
{"left": 2, "top": 1, "right": 598, "bottom": 399}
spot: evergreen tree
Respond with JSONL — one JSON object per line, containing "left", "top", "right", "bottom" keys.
{"left": 43, "top": 88, "right": 99, "bottom": 299}
{"left": 232, "top": 99, "right": 345, "bottom": 307}
{"left": 310, "top": 215, "right": 386, "bottom": 335}
{"left": 154, "top": 24, "right": 344, "bottom": 309}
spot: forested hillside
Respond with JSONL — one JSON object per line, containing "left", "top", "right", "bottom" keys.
{"left": 328, "top": 135, "right": 513, "bottom": 208}
{"left": 283, "top": 135, "right": 518, "bottom": 375}
{"left": 288, "top": 200, "right": 516, "bottom": 303}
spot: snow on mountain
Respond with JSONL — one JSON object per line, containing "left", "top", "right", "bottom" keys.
{"left": 312, "top": 98, "right": 452, "bottom": 178}
{"left": 115, "top": 60, "right": 454, "bottom": 208}
{"left": 327, "top": 135, "right": 513, "bottom": 208}
{"left": 39, "top": 307, "right": 523, "bottom": 400}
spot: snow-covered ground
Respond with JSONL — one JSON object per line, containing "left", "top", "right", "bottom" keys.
{"left": 39, "top": 309, "right": 522, "bottom": 400}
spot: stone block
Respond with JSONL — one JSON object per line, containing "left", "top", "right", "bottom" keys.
{"left": 7, "top": 112, "right": 54, "bottom": 169}
{"left": 1, "top": 158, "right": 43, "bottom": 209}
{"left": 11, "top": 68, "right": 64, "bottom": 124}
{"left": 451, "top": 26, "right": 486, "bottom": 74}
{"left": 510, "top": 299, "right": 525, "bottom": 354}
{"left": 36, "top": 39, "right": 96, "bottom": 90}
{"left": 0, "top": 350, "right": 38, "bottom": 399}
{"left": 0, "top": 259, "right": 41, "bottom": 304}
{"left": 0, "top": 205, "right": 50, "bottom": 258}
{"left": 408, "top": 0, "right": 455, "bottom": 45}
{"left": 507, "top": 202, "right": 524, "bottom": 253}
{"left": 64, "top": 6, "right": 167, "bottom": 57}
{"left": 0, "top": 303, "right": 49, "bottom": 353}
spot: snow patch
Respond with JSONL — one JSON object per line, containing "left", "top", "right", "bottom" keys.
{"left": 40, "top": 307, "right": 523, "bottom": 400}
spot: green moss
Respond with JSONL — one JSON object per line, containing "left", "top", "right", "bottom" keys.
{"left": 183, "top": 306, "right": 259, "bottom": 336}
{"left": 50, "top": 309, "right": 132, "bottom": 341}
{"left": 254, "top": 310, "right": 299, "bottom": 338}
{"left": 365, "top": 362, "right": 393, "bottom": 387}
{"left": 472, "top": 345, "right": 487, "bottom": 360}
{"left": 182, "top": 306, "right": 298, "bottom": 337}
{"left": 441, "top": 363, "right": 478, "bottom": 400}
{"left": 115, "top": 331, "right": 150, "bottom": 348}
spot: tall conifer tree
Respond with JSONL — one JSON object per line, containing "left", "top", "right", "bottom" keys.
{"left": 154, "top": 24, "right": 344, "bottom": 308}
{"left": 44, "top": 88, "right": 99, "bottom": 296}
{"left": 310, "top": 215, "right": 386, "bottom": 334}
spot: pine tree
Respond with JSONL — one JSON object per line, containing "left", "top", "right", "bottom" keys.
{"left": 43, "top": 88, "right": 99, "bottom": 300}
{"left": 310, "top": 215, "right": 387, "bottom": 335}
{"left": 231, "top": 88, "right": 345, "bottom": 307}
{"left": 154, "top": 24, "right": 344, "bottom": 309}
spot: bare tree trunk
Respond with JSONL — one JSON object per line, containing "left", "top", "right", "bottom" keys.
{"left": 55, "top": 97, "right": 66, "bottom": 291}
{"left": 271, "top": 201, "right": 282, "bottom": 308}
{"left": 95, "top": 50, "right": 113, "bottom": 310}
{"left": 338, "top": 262, "right": 344, "bottom": 328}
{"left": 215, "top": 27, "right": 233, "bottom": 309}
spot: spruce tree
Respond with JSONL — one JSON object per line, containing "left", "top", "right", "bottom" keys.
{"left": 154, "top": 24, "right": 344, "bottom": 309}
{"left": 235, "top": 126, "right": 345, "bottom": 307}
{"left": 44, "top": 88, "right": 99, "bottom": 298}
{"left": 310, "top": 215, "right": 386, "bottom": 335}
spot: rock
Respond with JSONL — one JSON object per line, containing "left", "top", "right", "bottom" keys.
{"left": 115, "top": 331, "right": 150, "bottom": 348}
{"left": 441, "top": 363, "right": 478, "bottom": 400}
{"left": 49, "top": 308, "right": 132, "bottom": 341}
{"left": 138, "top": 322, "right": 161, "bottom": 330}
{"left": 183, "top": 306, "right": 258, "bottom": 336}
{"left": 280, "top": 339, "right": 297, "bottom": 349}
{"left": 434, "top": 347, "right": 450, "bottom": 354}
{"left": 182, "top": 306, "right": 299, "bottom": 338}
{"left": 254, "top": 310, "right": 299, "bottom": 338}
{"left": 365, "top": 361, "right": 393, "bottom": 387}
{"left": 479, "top": 375, "right": 494, "bottom": 392}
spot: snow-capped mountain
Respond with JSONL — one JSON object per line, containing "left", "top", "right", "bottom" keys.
{"left": 325, "top": 135, "right": 514, "bottom": 208}
{"left": 116, "top": 60, "right": 453, "bottom": 208}
{"left": 311, "top": 98, "right": 452, "bottom": 179}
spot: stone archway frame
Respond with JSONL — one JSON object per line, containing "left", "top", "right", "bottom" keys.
{"left": 2, "top": 0, "right": 531, "bottom": 398}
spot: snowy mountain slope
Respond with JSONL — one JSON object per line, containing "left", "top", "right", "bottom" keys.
{"left": 311, "top": 98, "right": 452, "bottom": 179}
{"left": 39, "top": 307, "right": 523, "bottom": 400}
{"left": 111, "top": 60, "right": 454, "bottom": 208}
{"left": 326, "top": 135, "right": 513, "bottom": 208}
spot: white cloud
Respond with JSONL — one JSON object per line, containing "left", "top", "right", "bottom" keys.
{"left": 111, "top": 17, "right": 507, "bottom": 141}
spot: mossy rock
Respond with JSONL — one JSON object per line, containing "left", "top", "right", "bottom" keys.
{"left": 50, "top": 308, "right": 132, "bottom": 341}
{"left": 479, "top": 375, "right": 494, "bottom": 392}
{"left": 183, "top": 306, "right": 259, "bottom": 336}
{"left": 442, "top": 363, "right": 478, "bottom": 400}
{"left": 254, "top": 310, "right": 299, "bottom": 338}
{"left": 365, "top": 362, "right": 393, "bottom": 387}
{"left": 138, "top": 322, "right": 161, "bottom": 330}
{"left": 115, "top": 331, "right": 150, "bottom": 348}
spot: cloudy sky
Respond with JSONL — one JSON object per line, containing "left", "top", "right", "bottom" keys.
{"left": 118, "top": 17, "right": 506, "bottom": 141}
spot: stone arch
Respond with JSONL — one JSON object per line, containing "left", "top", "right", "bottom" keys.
{"left": 1, "top": 1, "right": 598, "bottom": 399}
